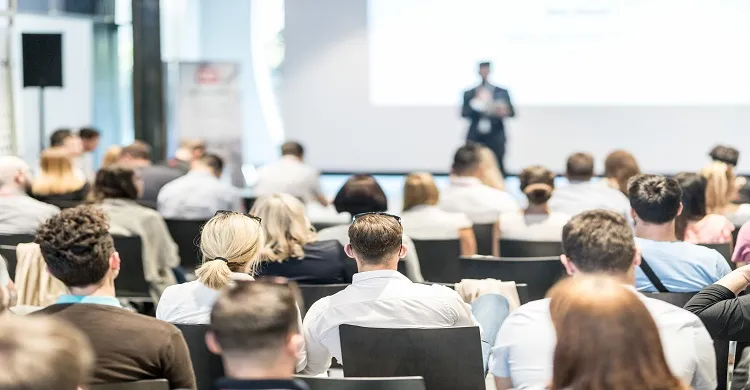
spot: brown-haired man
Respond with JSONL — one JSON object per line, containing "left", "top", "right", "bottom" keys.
{"left": 301, "top": 213, "right": 510, "bottom": 375}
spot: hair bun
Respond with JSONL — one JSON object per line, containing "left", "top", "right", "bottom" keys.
{"left": 524, "top": 183, "right": 553, "bottom": 204}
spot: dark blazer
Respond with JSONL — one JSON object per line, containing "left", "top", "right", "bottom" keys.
{"left": 33, "top": 183, "right": 89, "bottom": 204}
{"left": 138, "top": 165, "right": 184, "bottom": 206}
{"left": 462, "top": 84, "right": 515, "bottom": 138}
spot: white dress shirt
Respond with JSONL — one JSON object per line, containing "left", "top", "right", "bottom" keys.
{"left": 439, "top": 176, "right": 519, "bottom": 224}
{"left": 315, "top": 225, "right": 424, "bottom": 282}
{"left": 301, "top": 270, "right": 478, "bottom": 375}
{"left": 157, "top": 171, "right": 242, "bottom": 220}
{"left": 547, "top": 180, "right": 630, "bottom": 218}
{"left": 0, "top": 194, "right": 59, "bottom": 234}
{"left": 499, "top": 211, "right": 570, "bottom": 242}
{"left": 253, "top": 156, "right": 323, "bottom": 202}
{"left": 489, "top": 288, "right": 716, "bottom": 390}
{"left": 727, "top": 204, "right": 750, "bottom": 226}
{"left": 401, "top": 205, "right": 472, "bottom": 240}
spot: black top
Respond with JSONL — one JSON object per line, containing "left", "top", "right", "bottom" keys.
{"left": 256, "top": 240, "right": 354, "bottom": 284}
{"left": 684, "top": 284, "right": 750, "bottom": 341}
{"left": 215, "top": 378, "right": 309, "bottom": 390}
{"left": 33, "top": 183, "right": 89, "bottom": 204}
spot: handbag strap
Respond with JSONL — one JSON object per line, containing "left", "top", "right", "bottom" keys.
{"left": 640, "top": 258, "right": 669, "bottom": 293}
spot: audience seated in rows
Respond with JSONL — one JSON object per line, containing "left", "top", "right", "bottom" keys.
{"left": 90, "top": 165, "right": 180, "bottom": 296}
{"left": 710, "top": 144, "right": 750, "bottom": 204}
{"left": 167, "top": 138, "right": 207, "bottom": 174}
{"left": 254, "top": 141, "right": 328, "bottom": 206}
{"left": 253, "top": 194, "right": 349, "bottom": 284}
{"left": 735, "top": 222, "right": 750, "bottom": 263}
{"left": 490, "top": 209, "right": 715, "bottom": 390}
{"left": 400, "top": 172, "right": 476, "bottom": 256}
{"left": 499, "top": 165, "right": 568, "bottom": 242}
{"left": 209, "top": 282, "right": 310, "bottom": 390}
{"left": 629, "top": 174, "right": 731, "bottom": 292}
{"left": 34, "top": 206, "right": 196, "bottom": 388}
{"left": 317, "top": 175, "right": 424, "bottom": 282}
{"left": 302, "top": 213, "right": 510, "bottom": 374}
{"left": 119, "top": 141, "right": 184, "bottom": 208}
{"left": 476, "top": 144, "right": 506, "bottom": 190}
{"left": 439, "top": 143, "right": 518, "bottom": 224}
{"left": 158, "top": 153, "right": 242, "bottom": 220}
{"left": 603, "top": 149, "right": 641, "bottom": 195}
{"left": 0, "top": 156, "right": 59, "bottom": 234}
{"left": 702, "top": 161, "right": 750, "bottom": 226}
{"left": 31, "top": 147, "right": 89, "bottom": 203}
{"left": 547, "top": 152, "right": 630, "bottom": 217}
{"left": 0, "top": 315, "right": 94, "bottom": 390}
{"left": 674, "top": 172, "right": 734, "bottom": 244}
{"left": 546, "top": 276, "right": 690, "bottom": 390}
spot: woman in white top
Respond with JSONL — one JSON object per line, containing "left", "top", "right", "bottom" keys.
{"left": 477, "top": 145, "right": 506, "bottom": 191}
{"left": 702, "top": 161, "right": 750, "bottom": 226}
{"left": 156, "top": 211, "right": 264, "bottom": 324}
{"left": 400, "top": 172, "right": 476, "bottom": 256}
{"left": 499, "top": 165, "right": 569, "bottom": 242}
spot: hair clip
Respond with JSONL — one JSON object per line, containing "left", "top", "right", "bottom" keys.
{"left": 214, "top": 257, "right": 229, "bottom": 263}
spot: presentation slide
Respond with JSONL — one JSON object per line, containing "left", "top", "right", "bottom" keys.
{"left": 369, "top": 0, "right": 750, "bottom": 106}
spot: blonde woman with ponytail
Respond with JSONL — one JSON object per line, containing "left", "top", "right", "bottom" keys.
{"left": 701, "top": 161, "right": 750, "bottom": 226}
{"left": 252, "top": 194, "right": 352, "bottom": 283}
{"left": 156, "top": 211, "right": 265, "bottom": 324}
{"left": 499, "top": 165, "right": 569, "bottom": 241}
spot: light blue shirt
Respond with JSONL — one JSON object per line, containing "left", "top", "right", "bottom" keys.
{"left": 635, "top": 237, "right": 732, "bottom": 292}
{"left": 157, "top": 171, "right": 242, "bottom": 220}
{"left": 547, "top": 180, "right": 630, "bottom": 218}
{"left": 56, "top": 295, "right": 122, "bottom": 307}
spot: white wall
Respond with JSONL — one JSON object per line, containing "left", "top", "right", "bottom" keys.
{"left": 11, "top": 14, "right": 93, "bottom": 163}
{"left": 283, "top": 0, "right": 750, "bottom": 174}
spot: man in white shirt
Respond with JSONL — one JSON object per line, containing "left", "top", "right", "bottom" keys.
{"left": 302, "top": 213, "right": 510, "bottom": 375}
{"left": 490, "top": 210, "right": 716, "bottom": 390}
{"left": 548, "top": 152, "right": 630, "bottom": 217}
{"left": 439, "top": 143, "right": 518, "bottom": 224}
{"left": 254, "top": 141, "right": 327, "bottom": 206}
{"left": 78, "top": 127, "right": 101, "bottom": 180}
{"left": 157, "top": 154, "right": 241, "bottom": 220}
{"left": 0, "top": 156, "right": 59, "bottom": 234}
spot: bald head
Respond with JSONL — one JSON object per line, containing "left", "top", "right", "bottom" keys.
{"left": 0, "top": 156, "right": 31, "bottom": 192}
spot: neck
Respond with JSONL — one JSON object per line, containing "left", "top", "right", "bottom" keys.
{"left": 581, "top": 271, "right": 635, "bottom": 286}
{"left": 68, "top": 278, "right": 115, "bottom": 297}
{"left": 0, "top": 185, "right": 24, "bottom": 197}
{"left": 223, "top": 356, "right": 294, "bottom": 380}
{"left": 567, "top": 176, "right": 592, "bottom": 183}
{"left": 130, "top": 159, "right": 151, "bottom": 168}
{"left": 525, "top": 203, "right": 549, "bottom": 214}
{"left": 357, "top": 259, "right": 399, "bottom": 273}
{"left": 190, "top": 166, "right": 214, "bottom": 175}
{"left": 634, "top": 221, "right": 678, "bottom": 242}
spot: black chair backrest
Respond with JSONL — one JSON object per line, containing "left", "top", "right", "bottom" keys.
{"left": 90, "top": 379, "right": 169, "bottom": 390}
{"left": 112, "top": 236, "right": 150, "bottom": 299}
{"left": 472, "top": 224, "right": 494, "bottom": 256}
{"left": 243, "top": 197, "right": 257, "bottom": 212}
{"left": 640, "top": 291, "right": 697, "bottom": 308}
{"left": 165, "top": 219, "right": 207, "bottom": 271}
{"left": 460, "top": 256, "right": 566, "bottom": 301}
{"left": 339, "top": 325, "right": 484, "bottom": 390}
{"left": 699, "top": 242, "right": 734, "bottom": 269}
{"left": 411, "top": 239, "right": 461, "bottom": 283}
{"left": 0, "top": 234, "right": 35, "bottom": 279}
{"left": 734, "top": 227, "right": 742, "bottom": 248}
{"left": 499, "top": 239, "right": 563, "bottom": 258}
{"left": 173, "top": 323, "right": 224, "bottom": 390}
{"left": 296, "top": 376, "right": 426, "bottom": 390}
{"left": 45, "top": 199, "right": 84, "bottom": 210}
{"left": 298, "top": 284, "right": 349, "bottom": 318}
{"left": 312, "top": 221, "right": 340, "bottom": 231}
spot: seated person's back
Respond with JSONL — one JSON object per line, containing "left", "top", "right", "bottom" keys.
{"left": 628, "top": 174, "right": 730, "bottom": 292}
{"left": 158, "top": 153, "right": 241, "bottom": 219}
{"left": 252, "top": 194, "right": 350, "bottom": 283}
{"left": 254, "top": 141, "right": 327, "bottom": 206}
{"left": 0, "top": 156, "right": 60, "bottom": 234}
{"left": 119, "top": 141, "right": 183, "bottom": 207}
{"left": 32, "top": 205, "right": 195, "bottom": 389}
{"left": 674, "top": 172, "right": 734, "bottom": 244}
{"left": 32, "top": 147, "right": 90, "bottom": 204}
{"left": 547, "top": 152, "right": 630, "bottom": 217}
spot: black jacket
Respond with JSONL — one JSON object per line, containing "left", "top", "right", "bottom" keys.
{"left": 461, "top": 84, "right": 515, "bottom": 138}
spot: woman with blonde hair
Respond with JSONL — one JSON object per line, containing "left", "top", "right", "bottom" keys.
{"left": 101, "top": 145, "right": 122, "bottom": 168}
{"left": 548, "top": 275, "right": 688, "bottom": 390}
{"left": 156, "top": 211, "right": 265, "bottom": 323}
{"left": 32, "top": 147, "right": 89, "bottom": 203}
{"left": 252, "top": 193, "right": 351, "bottom": 283}
{"left": 477, "top": 145, "right": 505, "bottom": 190}
{"left": 702, "top": 161, "right": 750, "bottom": 226}
{"left": 401, "top": 172, "right": 476, "bottom": 256}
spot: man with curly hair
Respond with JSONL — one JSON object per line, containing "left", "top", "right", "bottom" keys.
{"left": 34, "top": 205, "right": 196, "bottom": 389}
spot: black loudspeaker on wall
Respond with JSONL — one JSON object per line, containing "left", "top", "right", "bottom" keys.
{"left": 22, "top": 33, "right": 63, "bottom": 87}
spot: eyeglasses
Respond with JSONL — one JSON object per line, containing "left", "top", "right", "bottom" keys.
{"left": 214, "top": 210, "right": 262, "bottom": 224}
{"left": 351, "top": 212, "right": 402, "bottom": 224}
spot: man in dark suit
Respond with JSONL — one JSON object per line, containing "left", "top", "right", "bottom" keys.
{"left": 462, "top": 62, "right": 515, "bottom": 176}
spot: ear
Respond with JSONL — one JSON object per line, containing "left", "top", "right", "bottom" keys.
{"left": 344, "top": 244, "right": 355, "bottom": 259}
{"left": 205, "top": 331, "right": 223, "bottom": 355}
{"left": 560, "top": 255, "right": 577, "bottom": 276}
{"left": 632, "top": 246, "right": 642, "bottom": 268}
{"left": 398, "top": 244, "right": 407, "bottom": 259}
{"left": 110, "top": 251, "right": 121, "bottom": 272}
{"left": 676, "top": 202, "right": 684, "bottom": 217}
{"left": 286, "top": 333, "right": 304, "bottom": 360}
{"left": 629, "top": 208, "right": 637, "bottom": 222}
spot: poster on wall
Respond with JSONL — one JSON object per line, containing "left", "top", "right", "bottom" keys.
{"left": 176, "top": 62, "right": 244, "bottom": 187}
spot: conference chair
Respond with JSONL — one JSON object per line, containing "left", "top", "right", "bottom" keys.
{"left": 242, "top": 197, "right": 257, "bottom": 212}
{"left": 411, "top": 239, "right": 461, "bottom": 283}
{"left": 298, "top": 283, "right": 349, "bottom": 318}
{"left": 296, "top": 375, "right": 426, "bottom": 390}
{"left": 312, "top": 221, "right": 340, "bottom": 231}
{"left": 174, "top": 323, "right": 224, "bottom": 390}
{"left": 499, "top": 239, "right": 563, "bottom": 258}
{"left": 698, "top": 242, "right": 734, "bottom": 269}
{"left": 112, "top": 236, "right": 152, "bottom": 302}
{"left": 460, "top": 256, "right": 567, "bottom": 301}
{"left": 640, "top": 291, "right": 697, "bottom": 308}
{"left": 90, "top": 379, "right": 169, "bottom": 390}
{"left": 0, "top": 234, "right": 35, "bottom": 279}
{"left": 340, "top": 325, "right": 484, "bottom": 390}
{"left": 43, "top": 199, "right": 83, "bottom": 210}
{"left": 472, "top": 224, "right": 494, "bottom": 256}
{"left": 165, "top": 219, "right": 207, "bottom": 271}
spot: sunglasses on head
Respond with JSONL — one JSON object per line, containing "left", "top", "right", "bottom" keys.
{"left": 214, "top": 210, "right": 262, "bottom": 224}
{"left": 351, "top": 212, "right": 402, "bottom": 224}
